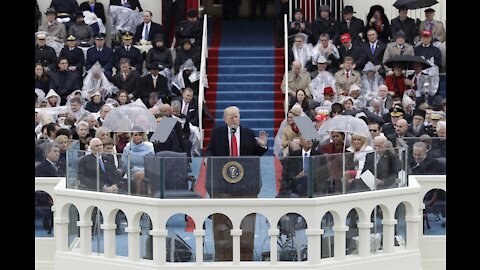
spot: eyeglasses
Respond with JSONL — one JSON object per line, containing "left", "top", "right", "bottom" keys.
{"left": 369, "top": 129, "right": 378, "bottom": 132}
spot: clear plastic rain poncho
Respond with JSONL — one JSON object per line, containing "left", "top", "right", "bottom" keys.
{"left": 82, "top": 62, "right": 119, "bottom": 99}
{"left": 101, "top": 99, "right": 158, "bottom": 133}
{"left": 109, "top": 5, "right": 143, "bottom": 35}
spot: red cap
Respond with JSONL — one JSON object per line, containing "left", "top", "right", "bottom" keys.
{"left": 421, "top": 30, "right": 432, "bottom": 37}
{"left": 323, "top": 86, "right": 334, "bottom": 95}
{"left": 340, "top": 33, "right": 351, "bottom": 43}
{"left": 315, "top": 114, "right": 328, "bottom": 121}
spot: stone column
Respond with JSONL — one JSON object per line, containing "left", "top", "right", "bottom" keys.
{"left": 100, "top": 223, "right": 116, "bottom": 258}
{"left": 54, "top": 217, "right": 70, "bottom": 252}
{"left": 405, "top": 215, "right": 421, "bottom": 250}
{"left": 194, "top": 229, "right": 205, "bottom": 264}
{"left": 306, "top": 228, "right": 323, "bottom": 264}
{"left": 357, "top": 222, "right": 373, "bottom": 256}
{"left": 77, "top": 220, "right": 93, "bottom": 255}
{"left": 333, "top": 225, "right": 349, "bottom": 261}
{"left": 231, "top": 229, "right": 242, "bottom": 264}
{"left": 382, "top": 219, "right": 397, "bottom": 253}
{"left": 149, "top": 229, "right": 168, "bottom": 265}
{"left": 125, "top": 226, "right": 141, "bottom": 261}
{"left": 268, "top": 229, "right": 279, "bottom": 264}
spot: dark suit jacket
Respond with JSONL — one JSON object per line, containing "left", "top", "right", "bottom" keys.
{"left": 361, "top": 150, "right": 402, "bottom": 189}
{"left": 111, "top": 69, "right": 141, "bottom": 95}
{"left": 282, "top": 149, "right": 329, "bottom": 196}
{"left": 206, "top": 125, "right": 267, "bottom": 157}
{"left": 59, "top": 47, "right": 85, "bottom": 72}
{"left": 110, "top": 0, "right": 143, "bottom": 11}
{"left": 133, "top": 22, "right": 165, "bottom": 44}
{"left": 338, "top": 44, "right": 366, "bottom": 71}
{"left": 113, "top": 45, "right": 143, "bottom": 71}
{"left": 138, "top": 74, "right": 171, "bottom": 102}
{"left": 361, "top": 41, "right": 387, "bottom": 66}
{"left": 36, "top": 159, "right": 60, "bottom": 177}
{"left": 339, "top": 16, "right": 365, "bottom": 45}
{"left": 85, "top": 46, "right": 114, "bottom": 76}
{"left": 410, "top": 157, "right": 444, "bottom": 175}
{"left": 173, "top": 96, "right": 199, "bottom": 126}
{"left": 79, "top": 2, "right": 106, "bottom": 24}
{"left": 390, "top": 16, "right": 417, "bottom": 44}
{"left": 78, "top": 154, "right": 121, "bottom": 191}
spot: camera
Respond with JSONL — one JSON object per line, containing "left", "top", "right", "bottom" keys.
{"left": 294, "top": 22, "right": 301, "bottom": 30}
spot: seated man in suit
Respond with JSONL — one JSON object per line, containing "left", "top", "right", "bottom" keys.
{"left": 78, "top": 138, "right": 123, "bottom": 192}
{"left": 133, "top": 10, "right": 165, "bottom": 45}
{"left": 356, "top": 135, "right": 402, "bottom": 190}
{"left": 36, "top": 142, "right": 61, "bottom": 177}
{"left": 410, "top": 141, "right": 444, "bottom": 174}
{"left": 281, "top": 135, "right": 330, "bottom": 197}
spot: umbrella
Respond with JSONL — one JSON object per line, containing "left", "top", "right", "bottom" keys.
{"left": 102, "top": 100, "right": 158, "bottom": 133}
{"left": 393, "top": 0, "right": 438, "bottom": 9}
{"left": 317, "top": 115, "right": 372, "bottom": 194}
{"left": 318, "top": 115, "right": 371, "bottom": 141}
{"left": 341, "top": 108, "right": 385, "bottom": 125}
{"left": 383, "top": 55, "right": 431, "bottom": 70}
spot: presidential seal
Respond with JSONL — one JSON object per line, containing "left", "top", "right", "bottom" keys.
{"left": 222, "top": 161, "right": 244, "bottom": 184}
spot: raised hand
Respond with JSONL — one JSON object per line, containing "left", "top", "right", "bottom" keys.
{"left": 257, "top": 130, "right": 268, "bottom": 147}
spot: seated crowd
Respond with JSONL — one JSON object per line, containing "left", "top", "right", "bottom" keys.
{"left": 35, "top": 2, "right": 446, "bottom": 198}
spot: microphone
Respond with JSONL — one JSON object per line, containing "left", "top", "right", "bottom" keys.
{"left": 230, "top": 125, "right": 238, "bottom": 134}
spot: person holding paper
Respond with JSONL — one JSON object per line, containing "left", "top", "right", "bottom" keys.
{"left": 359, "top": 135, "right": 401, "bottom": 190}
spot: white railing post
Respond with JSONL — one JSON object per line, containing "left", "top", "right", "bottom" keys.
{"left": 333, "top": 225, "right": 348, "bottom": 260}
{"left": 55, "top": 217, "right": 70, "bottom": 252}
{"left": 284, "top": 13, "right": 289, "bottom": 119}
{"left": 198, "top": 13, "right": 208, "bottom": 149}
{"left": 405, "top": 215, "right": 421, "bottom": 250}
{"left": 194, "top": 229, "right": 205, "bottom": 264}
{"left": 306, "top": 228, "right": 323, "bottom": 264}
{"left": 150, "top": 229, "right": 168, "bottom": 265}
{"left": 125, "top": 226, "right": 141, "bottom": 262}
{"left": 100, "top": 223, "right": 116, "bottom": 258}
{"left": 357, "top": 222, "right": 373, "bottom": 257}
{"left": 231, "top": 229, "right": 242, "bottom": 264}
{"left": 268, "top": 229, "right": 279, "bottom": 264}
{"left": 382, "top": 219, "right": 397, "bottom": 253}
{"left": 77, "top": 220, "right": 93, "bottom": 255}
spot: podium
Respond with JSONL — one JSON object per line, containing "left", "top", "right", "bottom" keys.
{"left": 205, "top": 157, "right": 261, "bottom": 198}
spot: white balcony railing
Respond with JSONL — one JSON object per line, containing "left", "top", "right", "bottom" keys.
{"left": 33, "top": 174, "right": 449, "bottom": 270}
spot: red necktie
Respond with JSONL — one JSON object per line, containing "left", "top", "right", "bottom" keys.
{"left": 346, "top": 71, "right": 349, "bottom": 79}
{"left": 231, "top": 133, "right": 238, "bottom": 156}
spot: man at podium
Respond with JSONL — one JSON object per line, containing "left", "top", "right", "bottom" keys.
{"left": 205, "top": 105, "right": 268, "bottom": 261}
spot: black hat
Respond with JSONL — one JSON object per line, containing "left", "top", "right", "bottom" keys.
{"left": 319, "top": 5, "right": 331, "bottom": 13}
{"left": 152, "top": 33, "right": 165, "bottom": 43}
{"left": 147, "top": 62, "right": 161, "bottom": 70}
{"left": 75, "top": 10, "right": 84, "bottom": 18}
{"left": 331, "top": 102, "right": 344, "bottom": 113}
{"left": 45, "top": 7, "right": 57, "bottom": 15}
{"left": 187, "top": 9, "right": 199, "bottom": 18}
{"left": 342, "top": 5, "right": 355, "bottom": 14}
{"left": 389, "top": 107, "right": 405, "bottom": 117}
{"left": 424, "top": 8, "right": 435, "bottom": 13}
{"left": 412, "top": 109, "right": 426, "bottom": 119}
{"left": 94, "top": 33, "right": 106, "bottom": 39}
{"left": 293, "top": 8, "right": 303, "bottom": 14}
{"left": 394, "top": 30, "right": 406, "bottom": 40}
{"left": 181, "top": 38, "right": 193, "bottom": 46}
